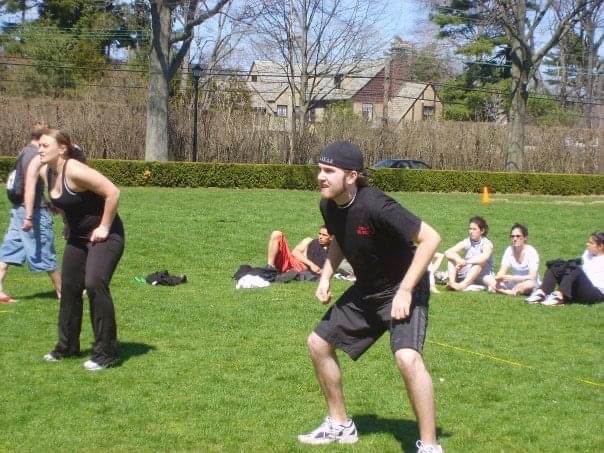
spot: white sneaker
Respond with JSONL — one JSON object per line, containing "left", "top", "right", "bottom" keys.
{"left": 298, "top": 416, "right": 358, "bottom": 444}
{"left": 541, "top": 291, "right": 564, "bottom": 306}
{"left": 83, "top": 360, "right": 105, "bottom": 371}
{"left": 525, "top": 289, "right": 546, "bottom": 304}
{"left": 417, "top": 440, "right": 444, "bottom": 453}
{"left": 43, "top": 352, "right": 60, "bottom": 362}
{"left": 83, "top": 358, "right": 117, "bottom": 371}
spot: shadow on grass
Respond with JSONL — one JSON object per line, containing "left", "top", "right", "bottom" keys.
{"left": 119, "top": 342, "right": 156, "bottom": 364}
{"left": 354, "top": 414, "right": 451, "bottom": 452}
{"left": 19, "top": 290, "right": 58, "bottom": 300}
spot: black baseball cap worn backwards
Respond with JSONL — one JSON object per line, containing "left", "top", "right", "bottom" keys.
{"left": 319, "top": 141, "right": 364, "bottom": 172}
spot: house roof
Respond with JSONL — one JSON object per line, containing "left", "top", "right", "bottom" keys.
{"left": 246, "top": 59, "right": 386, "bottom": 104}
{"left": 388, "top": 82, "right": 432, "bottom": 123}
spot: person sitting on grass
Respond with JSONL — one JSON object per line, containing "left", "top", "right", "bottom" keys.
{"left": 444, "top": 216, "right": 493, "bottom": 291}
{"left": 428, "top": 252, "right": 444, "bottom": 294}
{"left": 484, "top": 223, "right": 540, "bottom": 296}
{"left": 266, "top": 226, "right": 331, "bottom": 275}
{"left": 525, "top": 231, "right": 604, "bottom": 306}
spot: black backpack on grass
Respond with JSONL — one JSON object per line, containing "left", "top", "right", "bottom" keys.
{"left": 6, "top": 153, "right": 25, "bottom": 205}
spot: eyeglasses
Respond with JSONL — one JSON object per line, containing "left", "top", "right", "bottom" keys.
{"left": 510, "top": 235, "right": 524, "bottom": 238}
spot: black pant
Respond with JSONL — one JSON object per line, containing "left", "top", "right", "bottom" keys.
{"left": 541, "top": 262, "right": 603, "bottom": 304}
{"left": 53, "top": 229, "right": 124, "bottom": 364}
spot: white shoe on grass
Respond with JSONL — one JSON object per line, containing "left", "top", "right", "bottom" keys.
{"left": 298, "top": 416, "right": 358, "bottom": 444}
{"left": 43, "top": 352, "right": 60, "bottom": 362}
{"left": 416, "top": 440, "right": 444, "bottom": 453}
{"left": 83, "top": 359, "right": 118, "bottom": 371}
{"left": 541, "top": 291, "right": 565, "bottom": 306}
{"left": 525, "top": 289, "right": 546, "bottom": 304}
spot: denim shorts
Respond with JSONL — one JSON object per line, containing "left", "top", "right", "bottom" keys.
{"left": 0, "top": 206, "right": 57, "bottom": 272}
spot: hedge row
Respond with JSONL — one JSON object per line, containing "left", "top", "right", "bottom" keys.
{"left": 0, "top": 157, "right": 602, "bottom": 195}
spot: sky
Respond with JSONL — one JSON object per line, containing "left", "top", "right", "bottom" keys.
{"left": 384, "top": 1, "right": 433, "bottom": 41}
{"left": 1, "top": 0, "right": 433, "bottom": 41}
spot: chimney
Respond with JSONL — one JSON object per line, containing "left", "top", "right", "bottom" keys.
{"left": 388, "top": 38, "right": 413, "bottom": 97}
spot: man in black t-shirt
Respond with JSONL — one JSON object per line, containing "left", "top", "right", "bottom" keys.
{"left": 298, "top": 142, "right": 443, "bottom": 453}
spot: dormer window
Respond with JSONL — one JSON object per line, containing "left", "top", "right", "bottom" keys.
{"left": 251, "top": 75, "right": 258, "bottom": 82}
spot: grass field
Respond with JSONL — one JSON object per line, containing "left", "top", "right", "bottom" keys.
{"left": 0, "top": 188, "right": 602, "bottom": 452}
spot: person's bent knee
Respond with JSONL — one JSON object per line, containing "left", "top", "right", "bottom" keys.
{"left": 270, "top": 231, "right": 284, "bottom": 241}
{"left": 307, "top": 331, "right": 332, "bottom": 356}
{"left": 394, "top": 348, "right": 424, "bottom": 375}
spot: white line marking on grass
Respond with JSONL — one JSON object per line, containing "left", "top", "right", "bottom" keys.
{"left": 429, "top": 340, "right": 529, "bottom": 368}
{"left": 429, "top": 340, "right": 603, "bottom": 388}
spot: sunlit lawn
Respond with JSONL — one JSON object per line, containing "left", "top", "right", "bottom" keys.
{"left": 0, "top": 188, "right": 602, "bottom": 452}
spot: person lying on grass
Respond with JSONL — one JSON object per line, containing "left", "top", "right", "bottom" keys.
{"left": 525, "top": 231, "right": 604, "bottom": 306}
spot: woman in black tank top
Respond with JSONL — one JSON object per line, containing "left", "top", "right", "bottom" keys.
{"left": 36, "top": 129, "right": 125, "bottom": 371}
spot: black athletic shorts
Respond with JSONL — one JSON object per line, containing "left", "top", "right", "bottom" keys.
{"left": 314, "top": 282, "right": 429, "bottom": 360}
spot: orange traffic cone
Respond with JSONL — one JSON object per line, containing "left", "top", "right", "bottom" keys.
{"left": 481, "top": 186, "right": 490, "bottom": 204}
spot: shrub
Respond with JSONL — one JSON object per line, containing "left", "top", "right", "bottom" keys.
{"left": 1, "top": 157, "right": 602, "bottom": 195}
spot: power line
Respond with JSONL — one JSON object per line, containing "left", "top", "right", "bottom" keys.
{"left": 1, "top": 60, "right": 602, "bottom": 105}
{"left": 1, "top": 74, "right": 603, "bottom": 117}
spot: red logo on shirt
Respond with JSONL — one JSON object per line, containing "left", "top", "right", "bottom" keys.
{"left": 356, "top": 225, "right": 373, "bottom": 236}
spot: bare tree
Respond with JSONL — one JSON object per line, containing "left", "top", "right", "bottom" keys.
{"left": 191, "top": 0, "right": 247, "bottom": 112}
{"left": 0, "top": 0, "right": 38, "bottom": 23}
{"left": 492, "top": 0, "right": 591, "bottom": 171}
{"left": 578, "top": 1, "right": 604, "bottom": 129}
{"left": 250, "top": 0, "right": 387, "bottom": 164}
{"left": 145, "top": 0, "right": 230, "bottom": 161}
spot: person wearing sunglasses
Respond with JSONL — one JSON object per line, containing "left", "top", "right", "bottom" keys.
{"left": 484, "top": 223, "right": 540, "bottom": 296}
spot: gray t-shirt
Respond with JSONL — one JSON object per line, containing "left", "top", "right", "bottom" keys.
{"left": 458, "top": 236, "right": 493, "bottom": 278}
{"left": 19, "top": 144, "right": 46, "bottom": 208}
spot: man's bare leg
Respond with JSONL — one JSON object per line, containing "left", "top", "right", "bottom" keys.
{"left": 307, "top": 332, "right": 348, "bottom": 424}
{"left": 395, "top": 348, "right": 438, "bottom": 445}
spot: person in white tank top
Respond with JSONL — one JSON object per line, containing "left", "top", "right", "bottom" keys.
{"left": 484, "top": 223, "right": 540, "bottom": 296}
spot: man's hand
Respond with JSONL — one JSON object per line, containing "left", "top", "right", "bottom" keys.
{"left": 308, "top": 262, "right": 321, "bottom": 274}
{"left": 315, "top": 279, "right": 332, "bottom": 304}
{"left": 391, "top": 287, "right": 413, "bottom": 320}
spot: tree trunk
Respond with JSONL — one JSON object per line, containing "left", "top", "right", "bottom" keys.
{"left": 145, "top": 3, "right": 172, "bottom": 161}
{"left": 179, "top": 47, "right": 191, "bottom": 95}
{"left": 382, "top": 59, "right": 390, "bottom": 125}
{"left": 287, "top": 98, "right": 296, "bottom": 164}
{"left": 583, "top": 17, "right": 595, "bottom": 129}
{"left": 506, "top": 38, "right": 529, "bottom": 172}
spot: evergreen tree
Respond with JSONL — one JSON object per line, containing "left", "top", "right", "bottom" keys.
{"left": 430, "top": 0, "right": 511, "bottom": 121}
